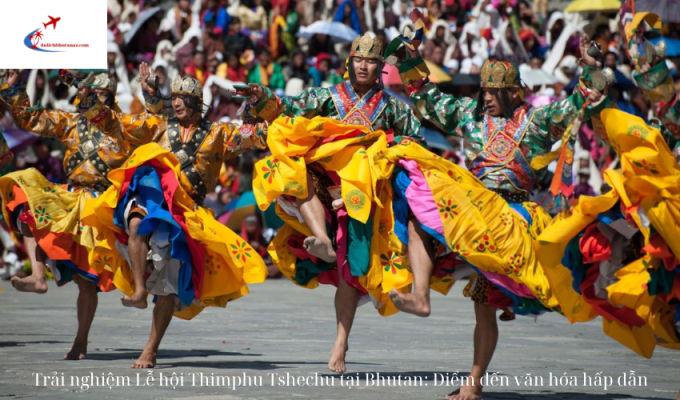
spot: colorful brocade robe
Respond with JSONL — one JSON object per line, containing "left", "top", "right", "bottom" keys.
{"left": 405, "top": 78, "right": 609, "bottom": 194}
{"left": 246, "top": 80, "right": 426, "bottom": 145}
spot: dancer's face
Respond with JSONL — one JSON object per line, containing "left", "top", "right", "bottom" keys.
{"left": 77, "top": 84, "right": 91, "bottom": 101}
{"left": 172, "top": 95, "right": 197, "bottom": 121}
{"left": 94, "top": 88, "right": 111, "bottom": 106}
{"left": 352, "top": 57, "right": 378, "bottom": 86}
{"left": 483, "top": 88, "right": 521, "bottom": 117}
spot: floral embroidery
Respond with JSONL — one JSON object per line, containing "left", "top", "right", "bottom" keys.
{"left": 505, "top": 252, "right": 525, "bottom": 276}
{"left": 438, "top": 199, "right": 459, "bottom": 220}
{"left": 34, "top": 206, "right": 51, "bottom": 224}
{"left": 473, "top": 231, "right": 497, "bottom": 253}
{"left": 284, "top": 181, "right": 304, "bottom": 195}
{"left": 632, "top": 159, "right": 659, "bottom": 174}
{"left": 381, "top": 252, "right": 404, "bottom": 275}
{"left": 230, "top": 240, "right": 253, "bottom": 263}
{"left": 627, "top": 125, "right": 649, "bottom": 140}
{"left": 453, "top": 243, "right": 470, "bottom": 257}
{"left": 344, "top": 189, "right": 366, "bottom": 211}
{"left": 499, "top": 212, "right": 513, "bottom": 226}
{"left": 43, "top": 185, "right": 57, "bottom": 194}
{"left": 261, "top": 158, "right": 280, "bottom": 184}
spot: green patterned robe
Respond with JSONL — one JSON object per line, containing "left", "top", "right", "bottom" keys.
{"left": 247, "top": 83, "right": 425, "bottom": 145}
{"left": 634, "top": 61, "right": 680, "bottom": 160}
{"left": 405, "top": 70, "right": 609, "bottom": 193}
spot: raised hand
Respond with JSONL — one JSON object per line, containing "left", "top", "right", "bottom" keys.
{"left": 232, "top": 83, "right": 265, "bottom": 103}
{"left": 139, "top": 62, "right": 157, "bottom": 96}
{"left": 579, "top": 34, "right": 602, "bottom": 69}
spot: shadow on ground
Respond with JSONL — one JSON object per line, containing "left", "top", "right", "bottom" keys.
{"left": 85, "top": 348, "right": 262, "bottom": 361}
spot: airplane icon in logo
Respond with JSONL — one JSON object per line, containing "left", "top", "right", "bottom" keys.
{"left": 43, "top": 16, "right": 60, "bottom": 30}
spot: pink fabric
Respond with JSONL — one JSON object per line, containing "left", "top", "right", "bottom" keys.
{"left": 398, "top": 159, "right": 535, "bottom": 299}
{"left": 478, "top": 269, "right": 536, "bottom": 298}
{"left": 398, "top": 159, "right": 445, "bottom": 237}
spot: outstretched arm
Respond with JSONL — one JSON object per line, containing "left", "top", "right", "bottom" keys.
{"left": 235, "top": 83, "right": 333, "bottom": 122}
{"left": 219, "top": 121, "right": 268, "bottom": 159}
{"left": 405, "top": 77, "right": 476, "bottom": 137}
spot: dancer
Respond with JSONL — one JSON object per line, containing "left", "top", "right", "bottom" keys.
{"left": 82, "top": 64, "right": 269, "bottom": 368}
{"left": 386, "top": 28, "right": 609, "bottom": 399}
{"left": 538, "top": 12, "right": 679, "bottom": 362}
{"left": 0, "top": 70, "right": 153, "bottom": 360}
{"left": 235, "top": 33, "right": 428, "bottom": 373}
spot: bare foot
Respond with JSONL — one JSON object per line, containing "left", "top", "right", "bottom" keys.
{"left": 389, "top": 289, "right": 430, "bottom": 317}
{"left": 121, "top": 292, "right": 148, "bottom": 309}
{"left": 447, "top": 386, "right": 483, "bottom": 400}
{"left": 131, "top": 348, "right": 157, "bottom": 369}
{"left": 328, "top": 343, "right": 348, "bottom": 374}
{"left": 11, "top": 275, "right": 48, "bottom": 294}
{"left": 64, "top": 341, "right": 87, "bottom": 360}
{"left": 304, "top": 236, "right": 336, "bottom": 263}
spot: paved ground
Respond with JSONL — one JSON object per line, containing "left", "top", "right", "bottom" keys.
{"left": 0, "top": 278, "right": 677, "bottom": 400}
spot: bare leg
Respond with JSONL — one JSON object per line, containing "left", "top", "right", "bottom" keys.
{"left": 328, "top": 276, "right": 359, "bottom": 374}
{"left": 297, "top": 173, "right": 336, "bottom": 263}
{"left": 389, "top": 219, "right": 434, "bottom": 317}
{"left": 447, "top": 302, "right": 498, "bottom": 400}
{"left": 121, "top": 215, "right": 148, "bottom": 309}
{"left": 131, "top": 294, "right": 174, "bottom": 368}
{"left": 11, "top": 222, "right": 48, "bottom": 293}
{"left": 65, "top": 278, "right": 98, "bottom": 360}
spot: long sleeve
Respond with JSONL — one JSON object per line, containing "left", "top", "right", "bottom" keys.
{"left": 221, "top": 121, "right": 268, "bottom": 159}
{"left": 384, "top": 98, "right": 425, "bottom": 146}
{"left": 633, "top": 61, "right": 680, "bottom": 158}
{"left": 112, "top": 111, "right": 167, "bottom": 147}
{"left": 406, "top": 78, "right": 477, "bottom": 137}
{"left": 246, "top": 86, "right": 334, "bottom": 122}
{"left": 8, "top": 106, "right": 77, "bottom": 141}
{"left": 533, "top": 65, "right": 611, "bottom": 148}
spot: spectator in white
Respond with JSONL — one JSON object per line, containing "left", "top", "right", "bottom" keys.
{"left": 362, "top": 0, "right": 384, "bottom": 33}
{"left": 427, "top": 20, "right": 458, "bottom": 73}
{"left": 108, "top": 42, "right": 132, "bottom": 96}
{"left": 552, "top": 55, "right": 578, "bottom": 85}
{"left": 25, "top": 70, "right": 50, "bottom": 108}
{"left": 458, "top": 20, "right": 489, "bottom": 66}
{"left": 492, "top": 21, "right": 529, "bottom": 66}
{"left": 153, "top": 39, "right": 179, "bottom": 79}
{"left": 545, "top": 11, "right": 565, "bottom": 47}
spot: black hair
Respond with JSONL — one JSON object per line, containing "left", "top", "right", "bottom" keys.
{"left": 229, "top": 16, "right": 241, "bottom": 25}
{"left": 593, "top": 25, "right": 610, "bottom": 40}
{"left": 473, "top": 88, "right": 515, "bottom": 121}
{"left": 604, "top": 51, "right": 619, "bottom": 62}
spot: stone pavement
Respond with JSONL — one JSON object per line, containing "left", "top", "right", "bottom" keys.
{"left": 0, "top": 279, "right": 677, "bottom": 400}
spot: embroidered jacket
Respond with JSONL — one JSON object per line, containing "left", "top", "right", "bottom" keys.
{"left": 405, "top": 71, "right": 609, "bottom": 193}
{"left": 0, "top": 83, "right": 160, "bottom": 191}
{"left": 116, "top": 95, "right": 266, "bottom": 200}
{"left": 245, "top": 80, "right": 425, "bottom": 145}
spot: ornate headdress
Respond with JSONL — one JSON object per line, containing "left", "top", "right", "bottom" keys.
{"left": 480, "top": 60, "right": 521, "bottom": 89}
{"left": 92, "top": 73, "right": 117, "bottom": 93}
{"left": 171, "top": 76, "right": 203, "bottom": 98}
{"left": 350, "top": 33, "right": 383, "bottom": 61}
